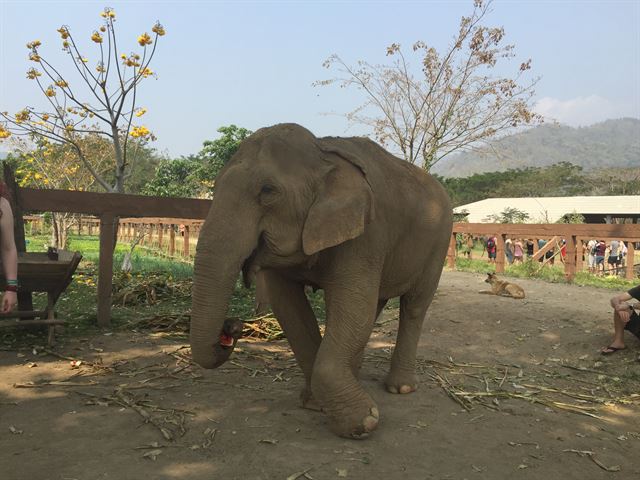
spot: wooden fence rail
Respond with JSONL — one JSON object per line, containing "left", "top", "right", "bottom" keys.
{"left": 448, "top": 223, "right": 640, "bottom": 281}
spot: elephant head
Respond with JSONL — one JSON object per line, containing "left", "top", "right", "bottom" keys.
{"left": 190, "top": 124, "right": 375, "bottom": 369}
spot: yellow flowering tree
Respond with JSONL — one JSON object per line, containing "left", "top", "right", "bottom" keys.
{"left": 0, "top": 7, "right": 165, "bottom": 193}
{"left": 14, "top": 135, "right": 111, "bottom": 247}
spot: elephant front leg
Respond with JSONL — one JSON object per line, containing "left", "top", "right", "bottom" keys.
{"left": 311, "top": 277, "right": 381, "bottom": 439}
{"left": 262, "top": 270, "right": 323, "bottom": 411}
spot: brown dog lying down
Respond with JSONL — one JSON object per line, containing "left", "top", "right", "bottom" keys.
{"left": 479, "top": 273, "right": 526, "bottom": 299}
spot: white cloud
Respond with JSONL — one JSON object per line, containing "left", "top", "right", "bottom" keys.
{"left": 533, "top": 95, "right": 637, "bottom": 126}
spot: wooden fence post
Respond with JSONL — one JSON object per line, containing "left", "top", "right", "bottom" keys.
{"left": 626, "top": 241, "right": 635, "bottom": 280}
{"left": 576, "top": 237, "right": 584, "bottom": 272}
{"left": 98, "top": 213, "right": 116, "bottom": 327}
{"left": 169, "top": 225, "right": 176, "bottom": 257}
{"left": 564, "top": 236, "right": 577, "bottom": 282}
{"left": 183, "top": 225, "right": 190, "bottom": 257}
{"left": 496, "top": 234, "right": 505, "bottom": 273}
{"left": 447, "top": 232, "right": 456, "bottom": 269}
{"left": 158, "top": 223, "right": 164, "bottom": 250}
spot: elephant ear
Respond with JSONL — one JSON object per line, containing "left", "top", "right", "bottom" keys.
{"left": 302, "top": 143, "right": 375, "bottom": 256}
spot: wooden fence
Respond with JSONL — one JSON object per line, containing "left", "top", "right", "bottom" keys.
{"left": 25, "top": 216, "right": 204, "bottom": 261}
{"left": 448, "top": 223, "right": 640, "bottom": 280}
{"left": 15, "top": 186, "right": 212, "bottom": 327}
{"left": 14, "top": 189, "right": 640, "bottom": 327}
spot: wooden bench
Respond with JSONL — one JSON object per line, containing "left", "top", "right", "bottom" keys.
{"left": 0, "top": 250, "right": 82, "bottom": 344}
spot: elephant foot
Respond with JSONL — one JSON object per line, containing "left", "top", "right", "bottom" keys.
{"left": 300, "top": 387, "right": 323, "bottom": 412}
{"left": 384, "top": 371, "right": 417, "bottom": 394}
{"left": 326, "top": 401, "right": 379, "bottom": 439}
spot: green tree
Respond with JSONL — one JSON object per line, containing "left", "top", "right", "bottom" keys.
{"left": 196, "top": 125, "right": 252, "bottom": 193}
{"left": 484, "top": 207, "right": 529, "bottom": 223}
{"left": 143, "top": 156, "right": 200, "bottom": 198}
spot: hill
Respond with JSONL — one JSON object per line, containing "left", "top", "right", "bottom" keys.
{"left": 432, "top": 118, "right": 640, "bottom": 177}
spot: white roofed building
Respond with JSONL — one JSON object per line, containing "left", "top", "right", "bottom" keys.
{"left": 453, "top": 196, "right": 640, "bottom": 224}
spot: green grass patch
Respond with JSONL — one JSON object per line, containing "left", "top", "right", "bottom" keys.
{"left": 452, "top": 255, "right": 637, "bottom": 290}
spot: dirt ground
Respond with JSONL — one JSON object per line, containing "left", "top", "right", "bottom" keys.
{"left": 1, "top": 270, "right": 639, "bottom": 480}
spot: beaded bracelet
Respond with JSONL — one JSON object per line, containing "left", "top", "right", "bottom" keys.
{"left": 6, "top": 279, "right": 18, "bottom": 286}
{"left": 5, "top": 285, "right": 18, "bottom": 292}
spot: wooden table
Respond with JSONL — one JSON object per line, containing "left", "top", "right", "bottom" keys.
{"left": 0, "top": 250, "right": 82, "bottom": 344}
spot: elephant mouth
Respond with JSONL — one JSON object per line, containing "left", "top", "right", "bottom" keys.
{"left": 219, "top": 332, "right": 235, "bottom": 347}
{"left": 218, "top": 317, "right": 244, "bottom": 349}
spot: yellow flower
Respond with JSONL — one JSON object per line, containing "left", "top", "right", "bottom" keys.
{"left": 79, "top": 57, "right": 89, "bottom": 63}
{"left": 96, "top": 64, "right": 106, "bottom": 73}
{"left": 100, "top": 8, "right": 116, "bottom": 19}
{"left": 34, "top": 173, "right": 43, "bottom": 180}
{"left": 65, "top": 124, "right": 74, "bottom": 132}
{"left": 152, "top": 22, "right": 166, "bottom": 36}
{"left": 123, "top": 56, "right": 140, "bottom": 67}
{"left": 42, "top": 114, "right": 50, "bottom": 121}
{"left": 140, "top": 67, "right": 153, "bottom": 78}
{"left": 130, "top": 125, "right": 150, "bottom": 138}
{"left": 100, "top": 26, "right": 106, "bottom": 32}
{"left": 26, "top": 40, "right": 42, "bottom": 49}
{"left": 0, "top": 125, "right": 11, "bottom": 139}
{"left": 91, "top": 32, "right": 103, "bottom": 43}
{"left": 26, "top": 68, "right": 42, "bottom": 79}
{"left": 55, "top": 80, "right": 68, "bottom": 88}
{"left": 45, "top": 87, "right": 56, "bottom": 97}
{"left": 137, "top": 33, "right": 152, "bottom": 46}
{"left": 29, "top": 53, "right": 41, "bottom": 62}
{"left": 57, "top": 27, "right": 69, "bottom": 39}
{"left": 62, "top": 41, "right": 70, "bottom": 49}
{"left": 135, "top": 107, "right": 147, "bottom": 117}
{"left": 15, "top": 109, "right": 30, "bottom": 123}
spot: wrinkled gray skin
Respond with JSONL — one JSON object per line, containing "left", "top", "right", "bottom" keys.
{"left": 190, "top": 123, "right": 452, "bottom": 438}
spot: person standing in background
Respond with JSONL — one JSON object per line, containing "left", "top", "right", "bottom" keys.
{"left": 0, "top": 181, "right": 18, "bottom": 313}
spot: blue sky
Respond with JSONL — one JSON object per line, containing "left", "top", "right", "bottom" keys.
{"left": 1, "top": 0, "right": 639, "bottom": 157}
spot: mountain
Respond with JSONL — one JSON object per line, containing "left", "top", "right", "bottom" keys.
{"left": 431, "top": 118, "right": 640, "bottom": 178}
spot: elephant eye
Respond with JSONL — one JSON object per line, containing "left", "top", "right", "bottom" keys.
{"left": 260, "top": 184, "right": 276, "bottom": 195}
{"left": 259, "top": 183, "right": 279, "bottom": 205}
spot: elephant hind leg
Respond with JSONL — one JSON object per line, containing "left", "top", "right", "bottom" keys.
{"left": 385, "top": 285, "right": 437, "bottom": 394}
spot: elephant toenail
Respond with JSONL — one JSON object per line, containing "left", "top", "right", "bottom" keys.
{"left": 399, "top": 385, "right": 414, "bottom": 394}
{"left": 370, "top": 407, "right": 379, "bottom": 419}
{"left": 363, "top": 414, "right": 378, "bottom": 432}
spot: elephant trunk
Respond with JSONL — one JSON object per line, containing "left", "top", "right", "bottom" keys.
{"left": 190, "top": 202, "right": 259, "bottom": 369}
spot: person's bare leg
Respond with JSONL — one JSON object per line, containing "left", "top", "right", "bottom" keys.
{"left": 602, "top": 311, "right": 626, "bottom": 351}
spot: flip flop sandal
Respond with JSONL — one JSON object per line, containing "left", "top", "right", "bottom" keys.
{"left": 601, "top": 345, "right": 625, "bottom": 355}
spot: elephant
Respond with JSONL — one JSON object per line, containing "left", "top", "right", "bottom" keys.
{"left": 190, "top": 123, "right": 452, "bottom": 439}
